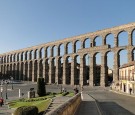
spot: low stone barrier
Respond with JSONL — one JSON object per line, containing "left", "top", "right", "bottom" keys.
{"left": 46, "top": 93, "right": 81, "bottom": 115}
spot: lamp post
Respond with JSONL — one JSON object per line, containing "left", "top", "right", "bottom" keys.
{"left": 11, "top": 76, "right": 14, "bottom": 90}
{"left": 5, "top": 81, "right": 8, "bottom": 99}
{"left": 0, "top": 83, "right": 3, "bottom": 97}
{"left": 59, "top": 78, "right": 63, "bottom": 93}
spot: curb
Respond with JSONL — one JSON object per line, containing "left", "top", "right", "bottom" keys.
{"left": 110, "top": 90, "right": 135, "bottom": 98}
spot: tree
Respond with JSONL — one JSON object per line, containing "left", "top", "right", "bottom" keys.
{"left": 37, "top": 77, "right": 46, "bottom": 97}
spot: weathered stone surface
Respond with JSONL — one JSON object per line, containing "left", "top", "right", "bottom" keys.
{"left": 0, "top": 22, "right": 135, "bottom": 86}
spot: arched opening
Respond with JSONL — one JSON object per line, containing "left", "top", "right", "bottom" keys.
{"left": 51, "top": 58, "right": 56, "bottom": 83}
{"left": 25, "top": 51, "right": 28, "bottom": 60}
{"left": 23, "top": 52, "right": 25, "bottom": 61}
{"left": 58, "top": 57, "right": 63, "bottom": 84}
{"left": 75, "top": 55, "right": 80, "bottom": 85}
{"left": 83, "top": 38, "right": 91, "bottom": 48}
{"left": 24, "top": 62, "right": 28, "bottom": 81}
{"left": 34, "top": 60, "right": 38, "bottom": 82}
{"left": 119, "top": 49, "right": 128, "bottom": 67}
{"left": 94, "top": 52, "right": 101, "bottom": 86}
{"left": 59, "top": 44, "right": 64, "bottom": 56}
{"left": 39, "top": 59, "right": 43, "bottom": 77}
{"left": 7, "top": 55, "right": 9, "bottom": 63}
{"left": 94, "top": 36, "right": 102, "bottom": 46}
{"left": 29, "top": 61, "right": 32, "bottom": 81}
{"left": 12, "top": 64, "right": 15, "bottom": 79}
{"left": 45, "top": 59, "right": 49, "bottom": 83}
{"left": 16, "top": 63, "right": 19, "bottom": 80}
{"left": 46, "top": 47, "right": 51, "bottom": 58}
{"left": 52, "top": 46, "right": 57, "bottom": 57}
{"left": 66, "top": 56, "right": 72, "bottom": 84}
{"left": 105, "top": 34, "right": 114, "bottom": 48}
{"left": 133, "top": 49, "right": 135, "bottom": 61}
{"left": 133, "top": 30, "right": 135, "bottom": 46}
{"left": 7, "top": 65, "right": 9, "bottom": 78}
{"left": 39, "top": 48, "right": 45, "bottom": 59}
{"left": 67, "top": 42, "right": 72, "bottom": 54}
{"left": 106, "top": 51, "right": 114, "bottom": 85}
{"left": 34, "top": 49, "right": 38, "bottom": 59}
{"left": 9, "top": 64, "right": 12, "bottom": 76}
{"left": 118, "top": 31, "right": 128, "bottom": 46}
{"left": 21, "top": 62, "right": 24, "bottom": 80}
{"left": 84, "top": 54, "right": 90, "bottom": 85}
{"left": 74, "top": 40, "right": 81, "bottom": 53}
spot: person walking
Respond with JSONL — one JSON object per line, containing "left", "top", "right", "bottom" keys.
{"left": 0, "top": 97, "right": 3, "bottom": 107}
{"left": 129, "top": 87, "right": 132, "bottom": 95}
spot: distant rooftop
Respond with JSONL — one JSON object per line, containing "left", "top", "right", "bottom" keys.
{"left": 119, "top": 61, "right": 135, "bottom": 69}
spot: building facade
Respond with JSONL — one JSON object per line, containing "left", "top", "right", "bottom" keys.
{"left": 119, "top": 61, "right": 135, "bottom": 94}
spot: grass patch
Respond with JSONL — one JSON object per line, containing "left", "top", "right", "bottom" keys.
{"left": 9, "top": 91, "right": 74, "bottom": 114}
{"left": 10, "top": 99, "right": 51, "bottom": 113}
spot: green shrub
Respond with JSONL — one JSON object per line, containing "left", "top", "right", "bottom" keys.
{"left": 62, "top": 92, "right": 69, "bottom": 96}
{"left": 14, "top": 106, "right": 38, "bottom": 115}
{"left": 37, "top": 77, "right": 46, "bottom": 97}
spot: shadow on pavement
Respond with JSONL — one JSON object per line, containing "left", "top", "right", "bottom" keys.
{"left": 75, "top": 101, "right": 99, "bottom": 115}
{"left": 99, "top": 101, "right": 134, "bottom": 115}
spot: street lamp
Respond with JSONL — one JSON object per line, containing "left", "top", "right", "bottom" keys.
{"left": 5, "top": 80, "right": 8, "bottom": 99}
{"left": 0, "top": 83, "right": 3, "bottom": 97}
{"left": 10, "top": 76, "right": 14, "bottom": 90}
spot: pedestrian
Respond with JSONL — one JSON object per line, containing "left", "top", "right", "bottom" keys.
{"left": 129, "top": 87, "right": 132, "bottom": 95}
{"left": 81, "top": 85, "right": 83, "bottom": 91}
{"left": 0, "top": 98, "right": 3, "bottom": 107}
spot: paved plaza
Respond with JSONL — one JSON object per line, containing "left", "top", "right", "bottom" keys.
{"left": 0, "top": 82, "right": 135, "bottom": 115}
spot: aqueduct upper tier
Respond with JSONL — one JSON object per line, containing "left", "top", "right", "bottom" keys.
{"left": 0, "top": 22, "right": 135, "bottom": 86}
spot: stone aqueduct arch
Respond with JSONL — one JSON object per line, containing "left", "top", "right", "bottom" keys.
{"left": 0, "top": 22, "right": 135, "bottom": 87}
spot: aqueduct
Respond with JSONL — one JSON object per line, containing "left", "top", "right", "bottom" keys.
{"left": 0, "top": 22, "right": 135, "bottom": 87}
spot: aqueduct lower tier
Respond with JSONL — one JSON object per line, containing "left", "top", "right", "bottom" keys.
{"left": 0, "top": 22, "right": 135, "bottom": 87}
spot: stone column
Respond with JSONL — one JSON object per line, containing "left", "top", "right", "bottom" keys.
{"left": 43, "top": 59, "right": 45, "bottom": 80}
{"left": 102, "top": 35, "right": 106, "bottom": 45}
{"left": 90, "top": 40, "right": 93, "bottom": 47}
{"left": 15, "top": 63, "right": 17, "bottom": 80}
{"left": 32, "top": 61, "right": 34, "bottom": 82}
{"left": 37, "top": 60, "right": 40, "bottom": 78}
{"left": 64, "top": 44, "right": 67, "bottom": 55}
{"left": 57, "top": 46, "right": 60, "bottom": 56}
{"left": 89, "top": 55, "right": 94, "bottom": 86}
{"left": 27, "top": 61, "right": 30, "bottom": 81}
{"left": 63, "top": 58, "right": 66, "bottom": 84}
{"left": 72, "top": 42, "right": 75, "bottom": 53}
{"left": 23, "top": 63, "right": 25, "bottom": 81}
{"left": 29, "top": 52, "right": 31, "bottom": 60}
{"left": 49, "top": 58, "right": 53, "bottom": 84}
{"left": 100, "top": 53, "right": 106, "bottom": 87}
{"left": 55, "top": 57, "right": 59, "bottom": 84}
{"left": 44, "top": 47, "right": 47, "bottom": 58}
{"left": 128, "top": 32, "right": 132, "bottom": 46}
{"left": 80, "top": 56, "right": 84, "bottom": 86}
{"left": 71, "top": 58, "right": 75, "bottom": 85}
{"left": 50, "top": 46, "right": 53, "bottom": 57}
{"left": 113, "top": 52, "right": 119, "bottom": 83}
{"left": 0, "top": 64, "right": 1, "bottom": 73}
{"left": 19, "top": 63, "right": 21, "bottom": 80}
{"left": 128, "top": 49, "right": 133, "bottom": 62}
{"left": 81, "top": 41, "right": 84, "bottom": 49}
{"left": 114, "top": 34, "right": 118, "bottom": 47}
{"left": 12, "top": 64, "right": 14, "bottom": 77}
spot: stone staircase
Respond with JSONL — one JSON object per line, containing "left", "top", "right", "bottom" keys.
{"left": 44, "top": 96, "right": 70, "bottom": 114}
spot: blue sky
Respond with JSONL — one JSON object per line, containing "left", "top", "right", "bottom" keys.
{"left": 0, "top": 0, "right": 135, "bottom": 68}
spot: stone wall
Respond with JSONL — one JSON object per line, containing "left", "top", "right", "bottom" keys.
{"left": 46, "top": 93, "right": 81, "bottom": 115}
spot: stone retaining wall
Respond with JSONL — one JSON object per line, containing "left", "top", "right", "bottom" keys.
{"left": 46, "top": 93, "right": 81, "bottom": 115}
